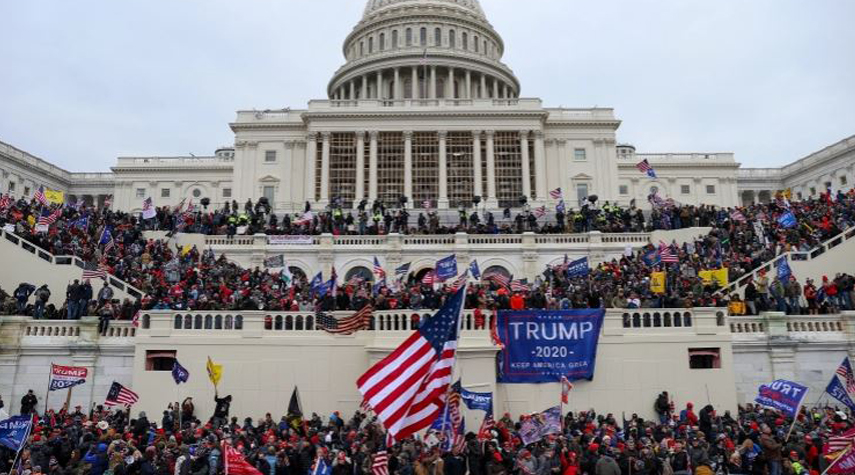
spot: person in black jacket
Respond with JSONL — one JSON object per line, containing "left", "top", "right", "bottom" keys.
{"left": 21, "top": 389, "right": 38, "bottom": 415}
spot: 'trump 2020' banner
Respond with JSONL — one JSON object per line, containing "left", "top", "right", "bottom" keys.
{"left": 49, "top": 364, "right": 88, "bottom": 391}
{"left": 497, "top": 309, "right": 605, "bottom": 383}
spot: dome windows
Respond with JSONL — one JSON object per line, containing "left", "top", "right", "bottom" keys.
{"left": 434, "top": 28, "right": 441, "bottom": 46}
{"left": 406, "top": 28, "right": 413, "bottom": 46}
{"left": 392, "top": 30, "right": 398, "bottom": 48}
{"left": 379, "top": 32, "right": 385, "bottom": 51}
{"left": 449, "top": 29, "right": 456, "bottom": 48}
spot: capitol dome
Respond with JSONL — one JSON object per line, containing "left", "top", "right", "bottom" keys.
{"left": 327, "top": 0, "right": 519, "bottom": 101}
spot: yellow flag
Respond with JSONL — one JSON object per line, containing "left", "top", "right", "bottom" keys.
{"left": 44, "top": 189, "right": 64, "bottom": 205}
{"left": 650, "top": 272, "right": 667, "bottom": 294}
{"left": 206, "top": 356, "right": 222, "bottom": 387}
{"left": 699, "top": 268, "right": 729, "bottom": 287}
{"left": 181, "top": 245, "right": 192, "bottom": 256}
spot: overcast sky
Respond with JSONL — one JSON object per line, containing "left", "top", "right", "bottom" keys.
{"left": 1, "top": 0, "right": 853, "bottom": 172}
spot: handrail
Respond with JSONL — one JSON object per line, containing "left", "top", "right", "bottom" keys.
{"left": 0, "top": 227, "right": 145, "bottom": 299}
{"left": 718, "top": 226, "right": 855, "bottom": 297}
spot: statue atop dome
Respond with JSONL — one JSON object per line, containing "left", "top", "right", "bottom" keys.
{"left": 363, "top": 0, "right": 486, "bottom": 19}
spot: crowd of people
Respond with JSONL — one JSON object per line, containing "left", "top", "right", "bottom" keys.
{"left": 0, "top": 190, "right": 854, "bottom": 317}
{"left": 1, "top": 391, "right": 852, "bottom": 475}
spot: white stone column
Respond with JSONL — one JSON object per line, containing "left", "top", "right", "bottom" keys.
{"left": 480, "top": 75, "right": 487, "bottom": 99}
{"left": 485, "top": 130, "right": 497, "bottom": 207}
{"left": 376, "top": 70, "right": 383, "bottom": 99}
{"left": 465, "top": 71, "right": 472, "bottom": 99}
{"left": 361, "top": 75, "right": 368, "bottom": 100}
{"left": 430, "top": 66, "right": 437, "bottom": 99}
{"left": 520, "top": 131, "right": 531, "bottom": 199}
{"left": 438, "top": 131, "right": 449, "bottom": 208}
{"left": 404, "top": 131, "right": 413, "bottom": 204}
{"left": 369, "top": 132, "right": 379, "bottom": 202}
{"left": 349, "top": 81, "right": 355, "bottom": 100}
{"left": 411, "top": 67, "right": 418, "bottom": 99}
{"left": 473, "top": 131, "right": 483, "bottom": 199}
{"left": 447, "top": 68, "right": 455, "bottom": 99}
{"left": 355, "top": 131, "right": 366, "bottom": 204}
{"left": 534, "top": 131, "right": 547, "bottom": 202}
{"left": 492, "top": 78, "right": 499, "bottom": 99}
{"left": 306, "top": 133, "right": 318, "bottom": 203}
{"left": 394, "top": 68, "right": 401, "bottom": 99}
{"left": 503, "top": 84, "right": 509, "bottom": 99}
{"left": 320, "top": 132, "right": 331, "bottom": 205}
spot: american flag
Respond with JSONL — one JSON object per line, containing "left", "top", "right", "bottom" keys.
{"left": 102, "top": 195, "right": 112, "bottom": 208}
{"left": 561, "top": 376, "right": 574, "bottom": 404}
{"left": 0, "top": 194, "right": 12, "bottom": 210}
{"left": 447, "top": 382, "right": 465, "bottom": 452}
{"left": 449, "top": 272, "right": 469, "bottom": 292}
{"left": 373, "top": 257, "right": 386, "bottom": 279}
{"left": 372, "top": 451, "right": 389, "bottom": 475}
{"left": 510, "top": 279, "right": 529, "bottom": 292}
{"left": 82, "top": 262, "right": 110, "bottom": 280}
{"left": 422, "top": 200, "right": 432, "bottom": 210}
{"left": 486, "top": 272, "right": 510, "bottom": 289}
{"left": 533, "top": 206, "right": 547, "bottom": 219}
{"left": 730, "top": 209, "right": 747, "bottom": 223}
{"left": 835, "top": 358, "right": 855, "bottom": 395}
{"left": 131, "top": 310, "right": 140, "bottom": 328}
{"left": 359, "top": 398, "right": 373, "bottom": 414}
{"left": 478, "top": 411, "right": 496, "bottom": 441}
{"left": 357, "top": 287, "right": 465, "bottom": 442}
{"left": 659, "top": 241, "right": 679, "bottom": 263}
{"left": 33, "top": 186, "right": 48, "bottom": 206}
{"left": 422, "top": 271, "right": 436, "bottom": 285}
{"left": 549, "top": 188, "right": 563, "bottom": 200}
{"left": 99, "top": 227, "right": 115, "bottom": 253}
{"left": 636, "top": 159, "right": 656, "bottom": 178}
{"left": 826, "top": 428, "right": 855, "bottom": 453}
{"left": 37, "top": 208, "right": 62, "bottom": 226}
{"left": 104, "top": 381, "right": 139, "bottom": 406}
{"left": 317, "top": 306, "right": 373, "bottom": 335}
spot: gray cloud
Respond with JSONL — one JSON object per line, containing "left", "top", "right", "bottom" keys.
{"left": 0, "top": 0, "right": 852, "bottom": 171}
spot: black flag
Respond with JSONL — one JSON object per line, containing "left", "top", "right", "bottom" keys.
{"left": 287, "top": 387, "right": 303, "bottom": 431}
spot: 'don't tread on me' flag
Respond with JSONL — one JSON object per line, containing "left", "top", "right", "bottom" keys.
{"left": 206, "top": 356, "right": 223, "bottom": 386}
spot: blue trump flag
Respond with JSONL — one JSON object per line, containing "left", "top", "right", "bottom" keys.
{"left": 496, "top": 309, "right": 606, "bottom": 383}
{"left": 826, "top": 374, "right": 855, "bottom": 413}
{"left": 566, "top": 257, "right": 590, "bottom": 278}
{"left": 641, "top": 249, "right": 661, "bottom": 267}
{"left": 778, "top": 212, "right": 797, "bottom": 229}
{"left": 755, "top": 380, "right": 808, "bottom": 417}
{"left": 435, "top": 254, "right": 458, "bottom": 282}
{"left": 309, "top": 272, "right": 323, "bottom": 293}
{"left": 0, "top": 415, "right": 33, "bottom": 452}
{"left": 777, "top": 257, "right": 792, "bottom": 282}
{"left": 460, "top": 388, "right": 493, "bottom": 412}
{"left": 172, "top": 360, "right": 190, "bottom": 385}
{"left": 469, "top": 260, "right": 481, "bottom": 280}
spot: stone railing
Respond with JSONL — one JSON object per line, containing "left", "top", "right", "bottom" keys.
{"left": 729, "top": 312, "right": 854, "bottom": 342}
{"left": 1, "top": 227, "right": 144, "bottom": 299}
{"left": 0, "top": 317, "right": 137, "bottom": 348}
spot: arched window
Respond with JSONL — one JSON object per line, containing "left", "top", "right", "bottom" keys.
{"left": 174, "top": 315, "right": 182, "bottom": 329}
{"left": 368, "top": 36, "right": 374, "bottom": 53}
{"left": 359, "top": 41, "right": 364, "bottom": 56}
{"left": 482, "top": 265, "right": 511, "bottom": 285}
{"left": 420, "top": 27, "right": 427, "bottom": 45}
{"left": 449, "top": 30, "right": 456, "bottom": 48}
{"left": 406, "top": 28, "right": 413, "bottom": 46}
{"left": 462, "top": 32, "right": 468, "bottom": 50}
{"left": 474, "top": 35, "right": 479, "bottom": 52}
{"left": 434, "top": 28, "right": 442, "bottom": 46}
{"left": 345, "top": 266, "right": 374, "bottom": 284}
{"left": 379, "top": 33, "right": 385, "bottom": 51}
{"left": 392, "top": 30, "right": 399, "bottom": 48}
{"left": 483, "top": 40, "right": 487, "bottom": 54}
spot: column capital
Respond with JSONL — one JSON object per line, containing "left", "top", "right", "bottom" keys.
{"left": 519, "top": 130, "right": 531, "bottom": 140}
{"left": 472, "top": 130, "right": 482, "bottom": 139}
{"left": 438, "top": 131, "right": 448, "bottom": 140}
{"left": 534, "top": 130, "right": 545, "bottom": 139}
{"left": 403, "top": 131, "right": 413, "bottom": 140}
{"left": 321, "top": 131, "right": 331, "bottom": 140}
{"left": 485, "top": 130, "right": 495, "bottom": 138}
{"left": 355, "top": 131, "right": 366, "bottom": 140}
{"left": 306, "top": 132, "right": 318, "bottom": 141}
{"left": 369, "top": 131, "right": 379, "bottom": 140}
{"left": 284, "top": 141, "right": 295, "bottom": 150}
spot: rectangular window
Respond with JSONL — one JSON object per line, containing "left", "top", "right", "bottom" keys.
{"left": 145, "top": 350, "right": 177, "bottom": 371}
{"left": 406, "top": 29, "right": 413, "bottom": 46}
{"left": 841, "top": 175, "right": 848, "bottom": 186}
{"left": 8, "top": 182, "right": 15, "bottom": 192}
{"left": 576, "top": 183, "right": 589, "bottom": 203}
{"left": 574, "top": 149, "right": 587, "bottom": 161}
{"left": 161, "top": 188, "right": 170, "bottom": 198}
{"left": 689, "top": 348, "right": 721, "bottom": 369}
{"left": 494, "top": 132, "right": 523, "bottom": 209}
{"left": 446, "top": 132, "right": 474, "bottom": 208}
{"left": 263, "top": 186, "right": 275, "bottom": 202}
{"left": 681, "top": 185, "right": 691, "bottom": 195}
{"left": 223, "top": 188, "right": 232, "bottom": 198}
{"left": 24, "top": 186, "right": 30, "bottom": 196}
{"left": 413, "top": 132, "right": 439, "bottom": 208}
{"left": 329, "top": 133, "right": 358, "bottom": 208}
{"left": 377, "top": 132, "right": 405, "bottom": 208}
{"left": 265, "top": 150, "right": 277, "bottom": 162}
{"left": 706, "top": 185, "right": 716, "bottom": 194}
{"left": 619, "top": 185, "right": 629, "bottom": 195}
{"left": 810, "top": 187, "right": 816, "bottom": 196}
{"left": 420, "top": 28, "right": 427, "bottom": 46}
{"left": 136, "top": 188, "right": 146, "bottom": 199}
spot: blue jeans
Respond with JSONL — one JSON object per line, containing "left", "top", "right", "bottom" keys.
{"left": 34, "top": 300, "right": 46, "bottom": 319}
{"left": 78, "top": 299, "right": 89, "bottom": 317}
{"left": 788, "top": 298, "right": 800, "bottom": 314}
{"left": 67, "top": 300, "right": 78, "bottom": 319}
{"left": 768, "top": 460, "right": 782, "bottom": 475}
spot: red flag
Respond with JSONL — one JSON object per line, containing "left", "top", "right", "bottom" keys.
{"left": 224, "top": 443, "right": 263, "bottom": 475}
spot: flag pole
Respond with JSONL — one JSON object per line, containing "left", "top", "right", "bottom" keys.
{"left": 820, "top": 444, "right": 853, "bottom": 475}
{"left": 785, "top": 390, "right": 808, "bottom": 442}
{"left": 44, "top": 364, "right": 53, "bottom": 414}
{"left": 440, "top": 282, "right": 467, "bottom": 448}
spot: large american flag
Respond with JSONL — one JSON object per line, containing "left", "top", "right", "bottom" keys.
{"left": 357, "top": 286, "right": 465, "bottom": 442}
{"left": 37, "top": 208, "right": 62, "bottom": 226}
{"left": 836, "top": 358, "right": 855, "bottom": 395}
{"left": 510, "top": 279, "right": 529, "bottom": 293}
{"left": 373, "top": 257, "right": 386, "bottom": 279}
{"left": 0, "top": 194, "right": 12, "bottom": 210}
{"left": 549, "top": 188, "right": 563, "bottom": 200}
{"left": 636, "top": 159, "right": 656, "bottom": 178}
{"left": 486, "top": 272, "right": 510, "bottom": 289}
{"left": 317, "top": 306, "right": 373, "bottom": 335}
{"left": 422, "top": 271, "right": 436, "bottom": 285}
{"left": 82, "top": 262, "right": 110, "bottom": 280}
{"left": 826, "top": 427, "right": 855, "bottom": 453}
{"left": 478, "top": 411, "right": 496, "bottom": 441}
{"left": 533, "top": 206, "right": 547, "bottom": 219}
{"left": 659, "top": 241, "right": 679, "bottom": 263}
{"left": 33, "top": 186, "right": 48, "bottom": 206}
{"left": 104, "top": 381, "right": 139, "bottom": 406}
{"left": 730, "top": 209, "right": 747, "bottom": 223}
{"left": 371, "top": 451, "right": 389, "bottom": 475}
{"left": 449, "top": 272, "right": 469, "bottom": 292}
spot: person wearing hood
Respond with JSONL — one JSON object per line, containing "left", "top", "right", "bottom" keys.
{"left": 83, "top": 443, "right": 108, "bottom": 475}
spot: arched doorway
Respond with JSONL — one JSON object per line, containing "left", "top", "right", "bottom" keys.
{"left": 345, "top": 266, "right": 374, "bottom": 284}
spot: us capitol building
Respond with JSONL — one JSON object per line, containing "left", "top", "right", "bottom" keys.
{"left": 1, "top": 0, "right": 854, "bottom": 213}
